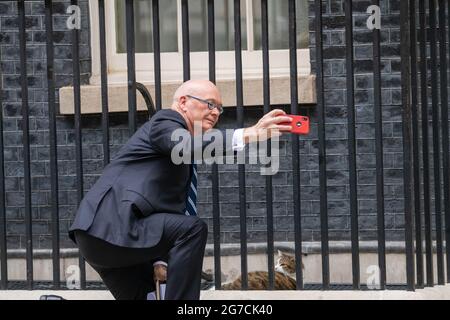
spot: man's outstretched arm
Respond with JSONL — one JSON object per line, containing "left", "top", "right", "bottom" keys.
{"left": 150, "top": 109, "right": 292, "bottom": 160}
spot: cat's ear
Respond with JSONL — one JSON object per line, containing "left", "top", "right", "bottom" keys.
{"left": 277, "top": 249, "right": 283, "bottom": 257}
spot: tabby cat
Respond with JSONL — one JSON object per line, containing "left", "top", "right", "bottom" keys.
{"left": 220, "top": 250, "right": 304, "bottom": 290}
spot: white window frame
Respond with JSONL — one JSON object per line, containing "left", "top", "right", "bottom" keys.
{"left": 88, "top": 0, "right": 311, "bottom": 85}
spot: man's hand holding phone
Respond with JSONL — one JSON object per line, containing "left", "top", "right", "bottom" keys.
{"left": 282, "top": 115, "right": 310, "bottom": 135}
{"left": 243, "top": 109, "right": 310, "bottom": 144}
{"left": 243, "top": 109, "right": 292, "bottom": 143}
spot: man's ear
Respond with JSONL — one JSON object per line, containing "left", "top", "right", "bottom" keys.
{"left": 179, "top": 96, "right": 188, "bottom": 113}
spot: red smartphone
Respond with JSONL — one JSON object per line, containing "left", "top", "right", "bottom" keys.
{"left": 282, "top": 115, "right": 310, "bottom": 135}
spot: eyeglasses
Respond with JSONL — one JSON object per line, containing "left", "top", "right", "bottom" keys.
{"left": 186, "top": 95, "right": 224, "bottom": 114}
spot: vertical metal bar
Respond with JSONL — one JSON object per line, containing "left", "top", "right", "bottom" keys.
{"left": 400, "top": 0, "right": 416, "bottom": 292}
{"left": 71, "top": 0, "right": 86, "bottom": 289}
{"left": 289, "top": 0, "right": 304, "bottom": 290}
{"left": 18, "top": 0, "right": 33, "bottom": 290}
{"left": 98, "top": 0, "right": 110, "bottom": 166}
{"left": 45, "top": 0, "right": 60, "bottom": 289}
{"left": 261, "top": 0, "right": 275, "bottom": 290}
{"left": 234, "top": 0, "right": 248, "bottom": 290}
{"left": 438, "top": 0, "right": 450, "bottom": 283}
{"left": 207, "top": 0, "right": 222, "bottom": 291}
{"left": 429, "top": 0, "right": 445, "bottom": 285}
{"left": 447, "top": 0, "right": 450, "bottom": 283}
{"left": 0, "top": 27, "right": 7, "bottom": 290}
{"left": 207, "top": 0, "right": 216, "bottom": 125}
{"left": 410, "top": 0, "right": 424, "bottom": 289}
{"left": 152, "top": 0, "right": 162, "bottom": 111}
{"left": 314, "top": 0, "right": 330, "bottom": 289}
{"left": 181, "top": 0, "right": 190, "bottom": 82}
{"left": 344, "top": 0, "right": 360, "bottom": 290}
{"left": 372, "top": 0, "right": 386, "bottom": 289}
{"left": 225, "top": 3, "right": 230, "bottom": 47}
{"left": 126, "top": 0, "right": 137, "bottom": 134}
{"left": 201, "top": 0, "right": 207, "bottom": 42}
{"left": 419, "top": 0, "right": 433, "bottom": 286}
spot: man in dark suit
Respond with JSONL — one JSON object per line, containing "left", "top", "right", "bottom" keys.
{"left": 69, "top": 80, "right": 292, "bottom": 300}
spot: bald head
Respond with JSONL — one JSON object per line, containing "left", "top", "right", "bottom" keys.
{"left": 173, "top": 79, "right": 220, "bottom": 102}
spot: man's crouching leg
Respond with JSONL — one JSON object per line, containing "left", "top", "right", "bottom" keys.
{"left": 163, "top": 215, "right": 208, "bottom": 300}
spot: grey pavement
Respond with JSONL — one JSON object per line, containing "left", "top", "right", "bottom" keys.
{"left": 2, "top": 286, "right": 450, "bottom": 300}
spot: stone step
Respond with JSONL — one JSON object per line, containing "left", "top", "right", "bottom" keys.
{"left": 2, "top": 285, "right": 450, "bottom": 300}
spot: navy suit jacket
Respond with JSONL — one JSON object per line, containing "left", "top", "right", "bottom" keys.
{"left": 69, "top": 109, "right": 234, "bottom": 248}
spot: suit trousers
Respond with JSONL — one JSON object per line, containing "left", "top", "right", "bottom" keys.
{"left": 73, "top": 213, "right": 208, "bottom": 300}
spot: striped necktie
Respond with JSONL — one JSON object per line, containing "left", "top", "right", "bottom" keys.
{"left": 185, "top": 164, "right": 198, "bottom": 216}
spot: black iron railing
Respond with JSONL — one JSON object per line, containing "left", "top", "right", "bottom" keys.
{"left": 0, "top": 0, "right": 449, "bottom": 293}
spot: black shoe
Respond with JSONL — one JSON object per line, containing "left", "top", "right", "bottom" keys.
{"left": 201, "top": 271, "right": 215, "bottom": 290}
{"left": 39, "top": 294, "right": 66, "bottom": 300}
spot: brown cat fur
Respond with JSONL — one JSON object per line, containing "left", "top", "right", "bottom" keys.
{"left": 221, "top": 250, "right": 304, "bottom": 290}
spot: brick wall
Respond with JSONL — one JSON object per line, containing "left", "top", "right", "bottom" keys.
{"left": 0, "top": 0, "right": 418, "bottom": 250}
{"left": 303, "top": 0, "right": 408, "bottom": 242}
{"left": 1, "top": 0, "right": 92, "bottom": 249}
